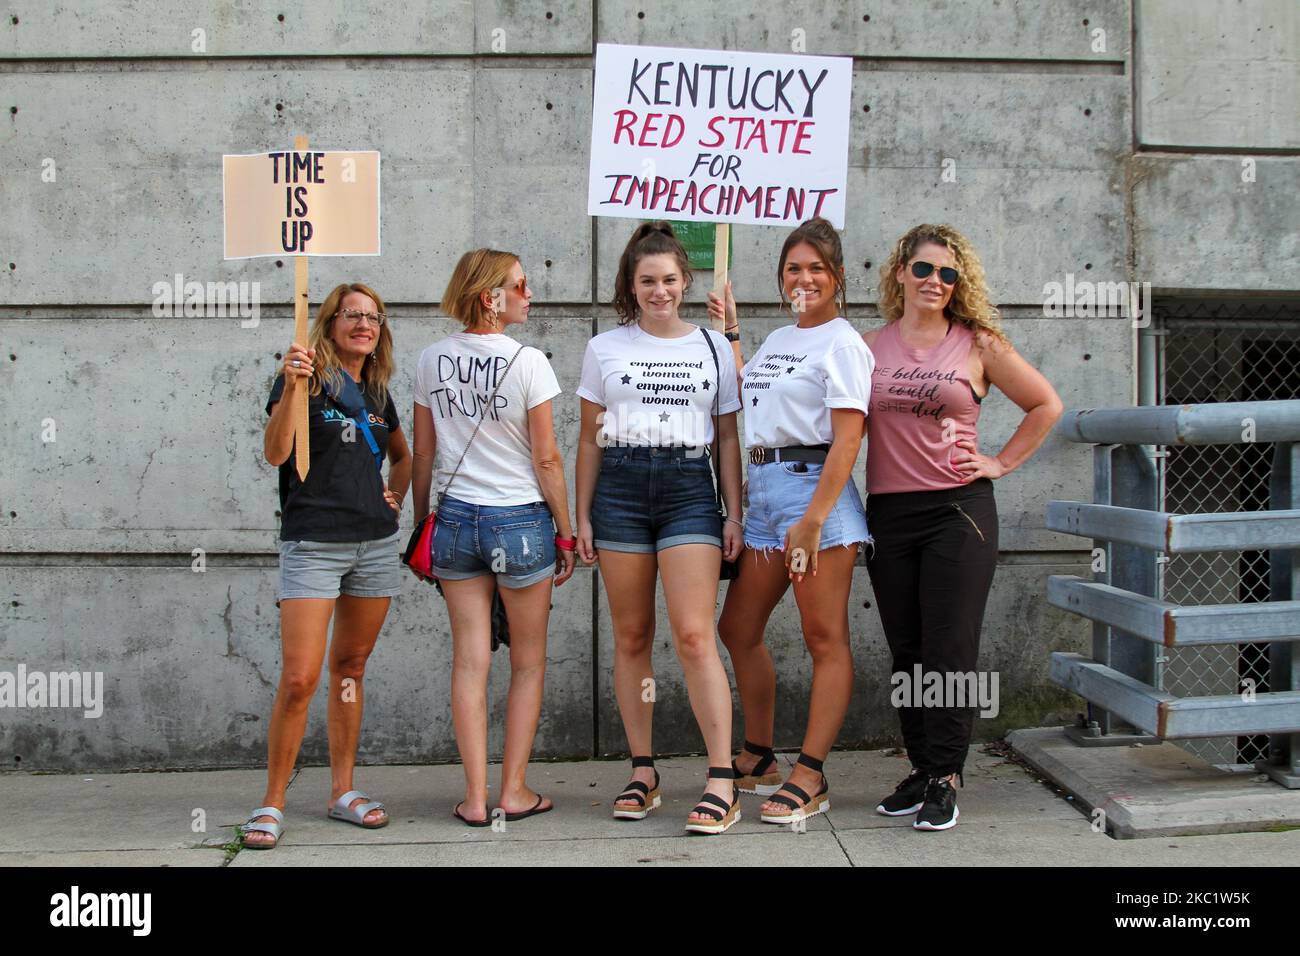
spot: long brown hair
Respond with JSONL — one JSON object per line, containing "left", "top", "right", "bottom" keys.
{"left": 307, "top": 283, "right": 395, "bottom": 405}
{"left": 612, "top": 221, "right": 692, "bottom": 325}
{"left": 878, "top": 224, "right": 1007, "bottom": 344}
{"left": 777, "top": 217, "right": 847, "bottom": 316}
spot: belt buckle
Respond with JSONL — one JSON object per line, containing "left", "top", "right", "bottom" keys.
{"left": 749, "top": 447, "right": 764, "bottom": 465}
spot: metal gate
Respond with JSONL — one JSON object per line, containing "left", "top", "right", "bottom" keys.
{"left": 1156, "top": 298, "right": 1300, "bottom": 768}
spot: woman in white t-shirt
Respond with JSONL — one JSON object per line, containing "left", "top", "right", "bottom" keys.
{"left": 410, "top": 249, "right": 576, "bottom": 827}
{"left": 575, "top": 222, "right": 745, "bottom": 835}
{"left": 708, "top": 217, "right": 873, "bottom": 825}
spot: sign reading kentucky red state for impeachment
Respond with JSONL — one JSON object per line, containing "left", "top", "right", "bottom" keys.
{"left": 588, "top": 44, "right": 852, "bottom": 229}
{"left": 223, "top": 150, "right": 381, "bottom": 259}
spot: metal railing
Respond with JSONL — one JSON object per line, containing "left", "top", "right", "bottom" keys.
{"left": 1045, "top": 400, "right": 1300, "bottom": 788}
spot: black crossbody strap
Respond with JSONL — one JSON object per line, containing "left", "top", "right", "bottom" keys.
{"left": 699, "top": 328, "right": 725, "bottom": 514}
{"left": 436, "top": 344, "right": 525, "bottom": 510}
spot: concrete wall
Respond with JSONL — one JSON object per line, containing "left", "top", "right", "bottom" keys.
{"left": 3, "top": 0, "right": 1290, "bottom": 771}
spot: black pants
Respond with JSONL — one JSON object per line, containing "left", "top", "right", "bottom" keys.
{"left": 866, "top": 478, "right": 998, "bottom": 777}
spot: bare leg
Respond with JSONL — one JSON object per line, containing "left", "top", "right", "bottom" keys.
{"left": 441, "top": 575, "right": 496, "bottom": 822}
{"left": 760, "top": 545, "right": 859, "bottom": 816}
{"left": 598, "top": 550, "right": 659, "bottom": 809}
{"left": 325, "top": 594, "right": 391, "bottom": 825}
{"left": 657, "top": 543, "right": 735, "bottom": 821}
{"left": 245, "top": 597, "right": 333, "bottom": 846}
{"left": 718, "top": 547, "right": 790, "bottom": 774}
{"left": 495, "top": 576, "right": 555, "bottom": 814}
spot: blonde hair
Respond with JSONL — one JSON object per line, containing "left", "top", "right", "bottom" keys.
{"left": 306, "top": 282, "right": 395, "bottom": 405}
{"left": 441, "top": 249, "right": 520, "bottom": 331}
{"left": 878, "top": 224, "right": 1007, "bottom": 345}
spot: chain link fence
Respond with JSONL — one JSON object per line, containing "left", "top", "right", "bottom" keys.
{"left": 1156, "top": 298, "right": 1300, "bottom": 768}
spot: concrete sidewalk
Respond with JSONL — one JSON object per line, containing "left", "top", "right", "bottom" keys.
{"left": 3, "top": 747, "right": 1297, "bottom": 867}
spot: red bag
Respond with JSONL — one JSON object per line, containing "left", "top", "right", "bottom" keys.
{"left": 402, "top": 513, "right": 437, "bottom": 582}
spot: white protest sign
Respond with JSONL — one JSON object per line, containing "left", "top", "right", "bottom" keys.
{"left": 588, "top": 43, "right": 853, "bottom": 229}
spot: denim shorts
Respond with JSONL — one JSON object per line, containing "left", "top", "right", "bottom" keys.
{"left": 431, "top": 495, "right": 557, "bottom": 589}
{"left": 591, "top": 445, "right": 722, "bottom": 554}
{"left": 278, "top": 530, "right": 403, "bottom": 600}
{"left": 744, "top": 460, "right": 871, "bottom": 552}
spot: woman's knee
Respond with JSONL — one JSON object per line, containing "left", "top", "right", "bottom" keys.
{"left": 278, "top": 669, "right": 320, "bottom": 706}
{"left": 614, "top": 621, "right": 656, "bottom": 657}
{"left": 673, "top": 624, "right": 719, "bottom": 664}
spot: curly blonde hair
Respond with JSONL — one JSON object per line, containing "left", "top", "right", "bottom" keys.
{"left": 307, "top": 282, "right": 395, "bottom": 405}
{"left": 878, "top": 224, "right": 1007, "bottom": 345}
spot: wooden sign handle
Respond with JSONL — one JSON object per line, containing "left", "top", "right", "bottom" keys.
{"left": 292, "top": 135, "right": 311, "bottom": 481}
{"left": 710, "top": 223, "right": 729, "bottom": 333}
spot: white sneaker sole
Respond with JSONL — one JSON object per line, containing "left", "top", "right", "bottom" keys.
{"left": 913, "top": 805, "right": 959, "bottom": 830}
{"left": 875, "top": 801, "right": 924, "bottom": 817}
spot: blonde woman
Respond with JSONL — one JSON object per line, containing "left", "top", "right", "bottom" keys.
{"left": 411, "top": 250, "right": 575, "bottom": 826}
{"left": 241, "top": 283, "right": 411, "bottom": 849}
{"left": 866, "top": 224, "right": 1061, "bottom": 830}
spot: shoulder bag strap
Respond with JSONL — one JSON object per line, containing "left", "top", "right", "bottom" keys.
{"left": 699, "top": 328, "right": 726, "bottom": 514}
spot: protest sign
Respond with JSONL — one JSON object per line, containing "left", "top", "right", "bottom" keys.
{"left": 587, "top": 43, "right": 852, "bottom": 230}
{"left": 223, "top": 142, "right": 381, "bottom": 479}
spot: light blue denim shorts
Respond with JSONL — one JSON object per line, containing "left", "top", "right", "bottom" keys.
{"left": 431, "top": 495, "right": 557, "bottom": 589}
{"left": 278, "top": 530, "right": 403, "bottom": 600}
{"left": 744, "top": 461, "right": 871, "bottom": 553}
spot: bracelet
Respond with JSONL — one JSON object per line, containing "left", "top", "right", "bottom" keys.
{"left": 724, "top": 517, "right": 744, "bottom": 528}
{"left": 555, "top": 535, "right": 577, "bottom": 551}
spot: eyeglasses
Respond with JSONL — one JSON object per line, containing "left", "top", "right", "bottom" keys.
{"left": 910, "top": 261, "right": 959, "bottom": 286}
{"left": 509, "top": 275, "right": 529, "bottom": 295}
{"left": 339, "top": 308, "right": 387, "bottom": 327}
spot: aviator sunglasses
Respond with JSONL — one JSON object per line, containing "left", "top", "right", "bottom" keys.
{"left": 910, "top": 260, "right": 960, "bottom": 286}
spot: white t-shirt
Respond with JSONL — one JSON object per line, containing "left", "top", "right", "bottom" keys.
{"left": 577, "top": 323, "right": 742, "bottom": 447}
{"left": 740, "top": 317, "right": 874, "bottom": 448}
{"left": 414, "top": 332, "right": 561, "bottom": 505}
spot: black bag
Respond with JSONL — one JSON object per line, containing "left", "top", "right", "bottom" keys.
{"left": 700, "top": 328, "right": 740, "bottom": 581}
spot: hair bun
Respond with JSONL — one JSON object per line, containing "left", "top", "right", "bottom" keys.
{"left": 634, "top": 220, "right": 677, "bottom": 242}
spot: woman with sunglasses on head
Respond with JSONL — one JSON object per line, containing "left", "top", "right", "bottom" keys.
{"left": 241, "top": 284, "right": 411, "bottom": 849}
{"left": 866, "top": 224, "right": 1062, "bottom": 831}
{"left": 575, "top": 221, "right": 745, "bottom": 835}
{"left": 708, "top": 217, "right": 873, "bottom": 825}
{"left": 410, "top": 250, "right": 576, "bottom": 827}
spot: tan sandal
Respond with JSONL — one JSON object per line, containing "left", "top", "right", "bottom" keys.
{"left": 684, "top": 766, "right": 741, "bottom": 835}
{"left": 733, "top": 740, "right": 783, "bottom": 795}
{"left": 612, "top": 756, "right": 661, "bottom": 820}
{"left": 759, "top": 753, "right": 830, "bottom": 824}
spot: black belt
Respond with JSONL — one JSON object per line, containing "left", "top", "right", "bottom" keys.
{"left": 748, "top": 444, "right": 830, "bottom": 466}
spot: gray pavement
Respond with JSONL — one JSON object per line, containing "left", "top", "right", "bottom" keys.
{"left": 3, "top": 747, "right": 1297, "bottom": 866}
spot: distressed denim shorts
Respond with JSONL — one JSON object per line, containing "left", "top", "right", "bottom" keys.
{"left": 279, "top": 530, "right": 403, "bottom": 601}
{"left": 431, "top": 495, "right": 557, "bottom": 589}
{"left": 744, "top": 460, "right": 871, "bottom": 553}
{"left": 591, "top": 445, "right": 722, "bottom": 554}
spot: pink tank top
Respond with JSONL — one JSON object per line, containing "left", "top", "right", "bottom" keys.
{"left": 866, "top": 320, "right": 982, "bottom": 494}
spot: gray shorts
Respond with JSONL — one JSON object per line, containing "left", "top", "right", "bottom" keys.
{"left": 278, "top": 530, "right": 403, "bottom": 601}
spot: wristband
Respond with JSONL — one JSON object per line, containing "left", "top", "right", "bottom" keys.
{"left": 555, "top": 535, "right": 577, "bottom": 551}
{"left": 724, "top": 517, "right": 744, "bottom": 528}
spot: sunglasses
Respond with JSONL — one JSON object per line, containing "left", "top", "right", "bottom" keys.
{"left": 910, "top": 261, "right": 959, "bottom": 286}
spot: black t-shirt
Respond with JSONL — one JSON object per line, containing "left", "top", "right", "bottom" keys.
{"left": 266, "top": 374, "right": 401, "bottom": 542}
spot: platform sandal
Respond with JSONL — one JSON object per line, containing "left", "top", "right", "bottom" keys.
{"left": 612, "top": 755, "right": 661, "bottom": 820}
{"left": 759, "top": 752, "right": 830, "bottom": 824}
{"left": 684, "top": 766, "right": 741, "bottom": 835}
{"left": 732, "top": 739, "right": 783, "bottom": 795}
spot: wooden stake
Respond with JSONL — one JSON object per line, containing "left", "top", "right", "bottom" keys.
{"left": 292, "top": 135, "right": 310, "bottom": 481}
{"left": 710, "top": 222, "right": 729, "bottom": 332}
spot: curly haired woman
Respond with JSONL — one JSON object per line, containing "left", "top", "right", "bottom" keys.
{"left": 865, "top": 224, "right": 1062, "bottom": 831}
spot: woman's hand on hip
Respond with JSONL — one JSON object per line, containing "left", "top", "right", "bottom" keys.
{"left": 952, "top": 439, "right": 1006, "bottom": 481}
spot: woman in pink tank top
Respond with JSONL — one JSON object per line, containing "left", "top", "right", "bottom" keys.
{"left": 865, "top": 224, "right": 1062, "bottom": 832}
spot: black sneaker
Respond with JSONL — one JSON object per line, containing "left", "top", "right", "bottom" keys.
{"left": 875, "top": 769, "right": 928, "bottom": 816}
{"left": 912, "top": 776, "right": 959, "bottom": 831}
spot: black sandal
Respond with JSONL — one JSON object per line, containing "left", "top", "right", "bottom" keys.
{"left": 684, "top": 766, "right": 740, "bottom": 835}
{"left": 759, "top": 752, "right": 830, "bottom": 824}
{"left": 612, "top": 756, "right": 661, "bottom": 820}
{"left": 732, "top": 739, "right": 783, "bottom": 795}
